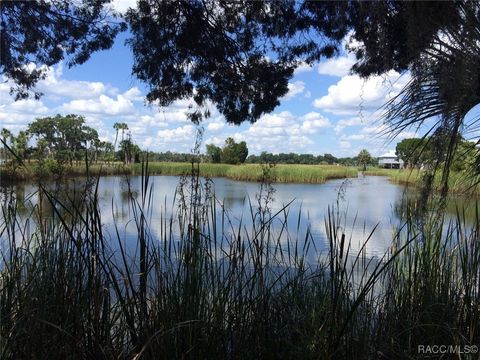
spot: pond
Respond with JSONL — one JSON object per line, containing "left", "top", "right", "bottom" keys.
{"left": 1, "top": 174, "right": 477, "bottom": 261}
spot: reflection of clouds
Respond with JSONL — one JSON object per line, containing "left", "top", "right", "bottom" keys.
{"left": 5, "top": 175, "right": 447, "bottom": 261}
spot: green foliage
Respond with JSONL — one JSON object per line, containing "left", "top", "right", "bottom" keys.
{"left": 220, "top": 137, "right": 248, "bottom": 164}
{"left": 357, "top": 149, "right": 373, "bottom": 171}
{"left": 205, "top": 144, "right": 221, "bottom": 163}
{"left": 324, "top": 153, "right": 337, "bottom": 165}
{"left": 248, "top": 152, "right": 327, "bottom": 165}
{"left": 396, "top": 137, "right": 478, "bottom": 172}
{"left": 28, "top": 114, "right": 99, "bottom": 164}
{"left": 125, "top": 1, "right": 335, "bottom": 124}
{"left": 32, "top": 159, "right": 65, "bottom": 179}
{"left": 395, "top": 138, "right": 429, "bottom": 168}
{"left": 0, "top": 115, "right": 128, "bottom": 171}
{"left": 1, "top": 0, "right": 125, "bottom": 99}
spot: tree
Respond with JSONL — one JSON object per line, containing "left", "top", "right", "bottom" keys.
{"left": 324, "top": 154, "right": 337, "bottom": 165}
{"left": 1, "top": 0, "right": 125, "bottom": 99}
{"left": 13, "top": 130, "right": 30, "bottom": 163}
{"left": 206, "top": 144, "right": 221, "bottom": 163}
{"left": 28, "top": 114, "right": 99, "bottom": 164}
{"left": 357, "top": 149, "right": 373, "bottom": 171}
{"left": 220, "top": 138, "right": 248, "bottom": 165}
{"left": 1, "top": 128, "right": 12, "bottom": 163}
{"left": 124, "top": 0, "right": 344, "bottom": 125}
{"left": 395, "top": 138, "right": 430, "bottom": 168}
{"left": 113, "top": 122, "right": 129, "bottom": 164}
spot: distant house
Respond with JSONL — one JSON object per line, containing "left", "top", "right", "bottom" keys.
{"left": 378, "top": 151, "right": 404, "bottom": 169}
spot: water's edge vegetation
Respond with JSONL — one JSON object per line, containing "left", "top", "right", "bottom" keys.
{"left": 0, "top": 165, "right": 479, "bottom": 359}
{"left": 1, "top": 162, "right": 358, "bottom": 184}
{"left": 3, "top": 161, "right": 479, "bottom": 195}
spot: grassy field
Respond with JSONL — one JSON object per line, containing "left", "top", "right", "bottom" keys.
{"left": 1, "top": 161, "right": 358, "bottom": 184}
{"left": 128, "top": 162, "right": 358, "bottom": 183}
{"left": 364, "top": 167, "right": 480, "bottom": 195}
{"left": 0, "top": 170, "right": 478, "bottom": 359}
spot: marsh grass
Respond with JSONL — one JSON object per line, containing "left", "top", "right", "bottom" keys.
{"left": 0, "top": 165, "right": 479, "bottom": 359}
{"left": 364, "top": 167, "right": 480, "bottom": 195}
{"left": 1, "top": 162, "right": 357, "bottom": 184}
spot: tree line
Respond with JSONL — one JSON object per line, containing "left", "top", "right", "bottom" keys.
{"left": 395, "top": 137, "right": 478, "bottom": 172}
{"left": 0, "top": 115, "right": 141, "bottom": 167}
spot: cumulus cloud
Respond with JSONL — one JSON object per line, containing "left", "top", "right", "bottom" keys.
{"left": 225, "top": 111, "right": 332, "bottom": 154}
{"left": 313, "top": 71, "right": 410, "bottom": 116}
{"left": 157, "top": 125, "right": 196, "bottom": 143}
{"left": 205, "top": 136, "right": 225, "bottom": 147}
{"left": 334, "top": 117, "right": 365, "bottom": 134}
{"left": 207, "top": 121, "right": 224, "bottom": 131}
{"left": 297, "top": 112, "right": 331, "bottom": 134}
{"left": 340, "top": 134, "right": 365, "bottom": 141}
{"left": 317, "top": 54, "right": 356, "bottom": 77}
{"left": 61, "top": 93, "right": 135, "bottom": 116}
{"left": 0, "top": 97, "right": 49, "bottom": 128}
{"left": 37, "top": 64, "right": 117, "bottom": 100}
{"left": 283, "top": 81, "right": 306, "bottom": 100}
{"left": 123, "top": 87, "right": 143, "bottom": 102}
{"left": 110, "top": 0, "right": 137, "bottom": 14}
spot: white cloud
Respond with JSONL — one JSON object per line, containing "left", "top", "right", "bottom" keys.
{"left": 334, "top": 117, "right": 365, "bottom": 134}
{"left": 294, "top": 62, "right": 314, "bottom": 74}
{"left": 341, "top": 134, "right": 365, "bottom": 141}
{"left": 62, "top": 93, "right": 135, "bottom": 116}
{"left": 225, "top": 111, "right": 332, "bottom": 154}
{"left": 123, "top": 87, "right": 143, "bottom": 102}
{"left": 110, "top": 0, "right": 137, "bottom": 14}
{"left": 207, "top": 121, "right": 224, "bottom": 131}
{"left": 313, "top": 71, "right": 410, "bottom": 116}
{"left": 157, "top": 125, "right": 196, "bottom": 143}
{"left": 318, "top": 54, "right": 356, "bottom": 77}
{"left": 205, "top": 136, "right": 225, "bottom": 147}
{"left": 298, "top": 112, "right": 331, "bottom": 134}
{"left": 283, "top": 81, "right": 306, "bottom": 100}
{"left": 37, "top": 64, "right": 116, "bottom": 100}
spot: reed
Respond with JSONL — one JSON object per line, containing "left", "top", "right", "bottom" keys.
{"left": 1, "top": 162, "right": 357, "bottom": 184}
{"left": 0, "top": 167, "right": 479, "bottom": 359}
{"left": 364, "top": 167, "right": 480, "bottom": 195}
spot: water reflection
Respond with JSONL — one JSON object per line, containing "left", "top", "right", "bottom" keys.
{"left": 1, "top": 175, "right": 478, "bottom": 259}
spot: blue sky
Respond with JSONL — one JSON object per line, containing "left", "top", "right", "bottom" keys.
{"left": 0, "top": 2, "right": 419, "bottom": 158}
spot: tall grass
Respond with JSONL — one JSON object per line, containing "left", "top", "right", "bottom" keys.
{"left": 1, "top": 162, "right": 357, "bottom": 184}
{"left": 0, "top": 166, "right": 479, "bottom": 359}
{"left": 365, "top": 167, "right": 480, "bottom": 195}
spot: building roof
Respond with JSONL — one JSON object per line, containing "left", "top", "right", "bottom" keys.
{"left": 378, "top": 150, "right": 397, "bottom": 158}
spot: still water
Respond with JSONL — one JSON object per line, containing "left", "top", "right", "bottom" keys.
{"left": 1, "top": 174, "right": 477, "bottom": 260}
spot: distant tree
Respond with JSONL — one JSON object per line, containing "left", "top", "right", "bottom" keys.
{"left": 113, "top": 122, "right": 129, "bottom": 164}
{"left": 103, "top": 141, "right": 115, "bottom": 165}
{"left": 221, "top": 138, "right": 248, "bottom": 165}
{"left": 357, "top": 149, "right": 373, "bottom": 171}
{"left": 1, "top": 0, "right": 125, "bottom": 100}
{"left": 14, "top": 131, "right": 30, "bottom": 163}
{"left": 113, "top": 122, "right": 128, "bottom": 148}
{"left": 324, "top": 153, "right": 337, "bottom": 165}
{"left": 395, "top": 138, "right": 429, "bottom": 168}
{"left": 206, "top": 144, "right": 222, "bottom": 163}
{"left": 451, "top": 139, "right": 477, "bottom": 172}
{"left": 28, "top": 114, "right": 99, "bottom": 164}
{"left": 1, "top": 128, "right": 13, "bottom": 162}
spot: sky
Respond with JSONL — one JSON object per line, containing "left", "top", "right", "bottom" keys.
{"left": 0, "top": 1, "right": 423, "bottom": 158}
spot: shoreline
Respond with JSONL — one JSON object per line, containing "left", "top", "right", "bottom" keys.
{"left": 2, "top": 162, "right": 478, "bottom": 195}
{"left": 0, "top": 162, "right": 359, "bottom": 185}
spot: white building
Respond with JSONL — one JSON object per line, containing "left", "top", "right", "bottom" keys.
{"left": 378, "top": 151, "right": 404, "bottom": 169}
